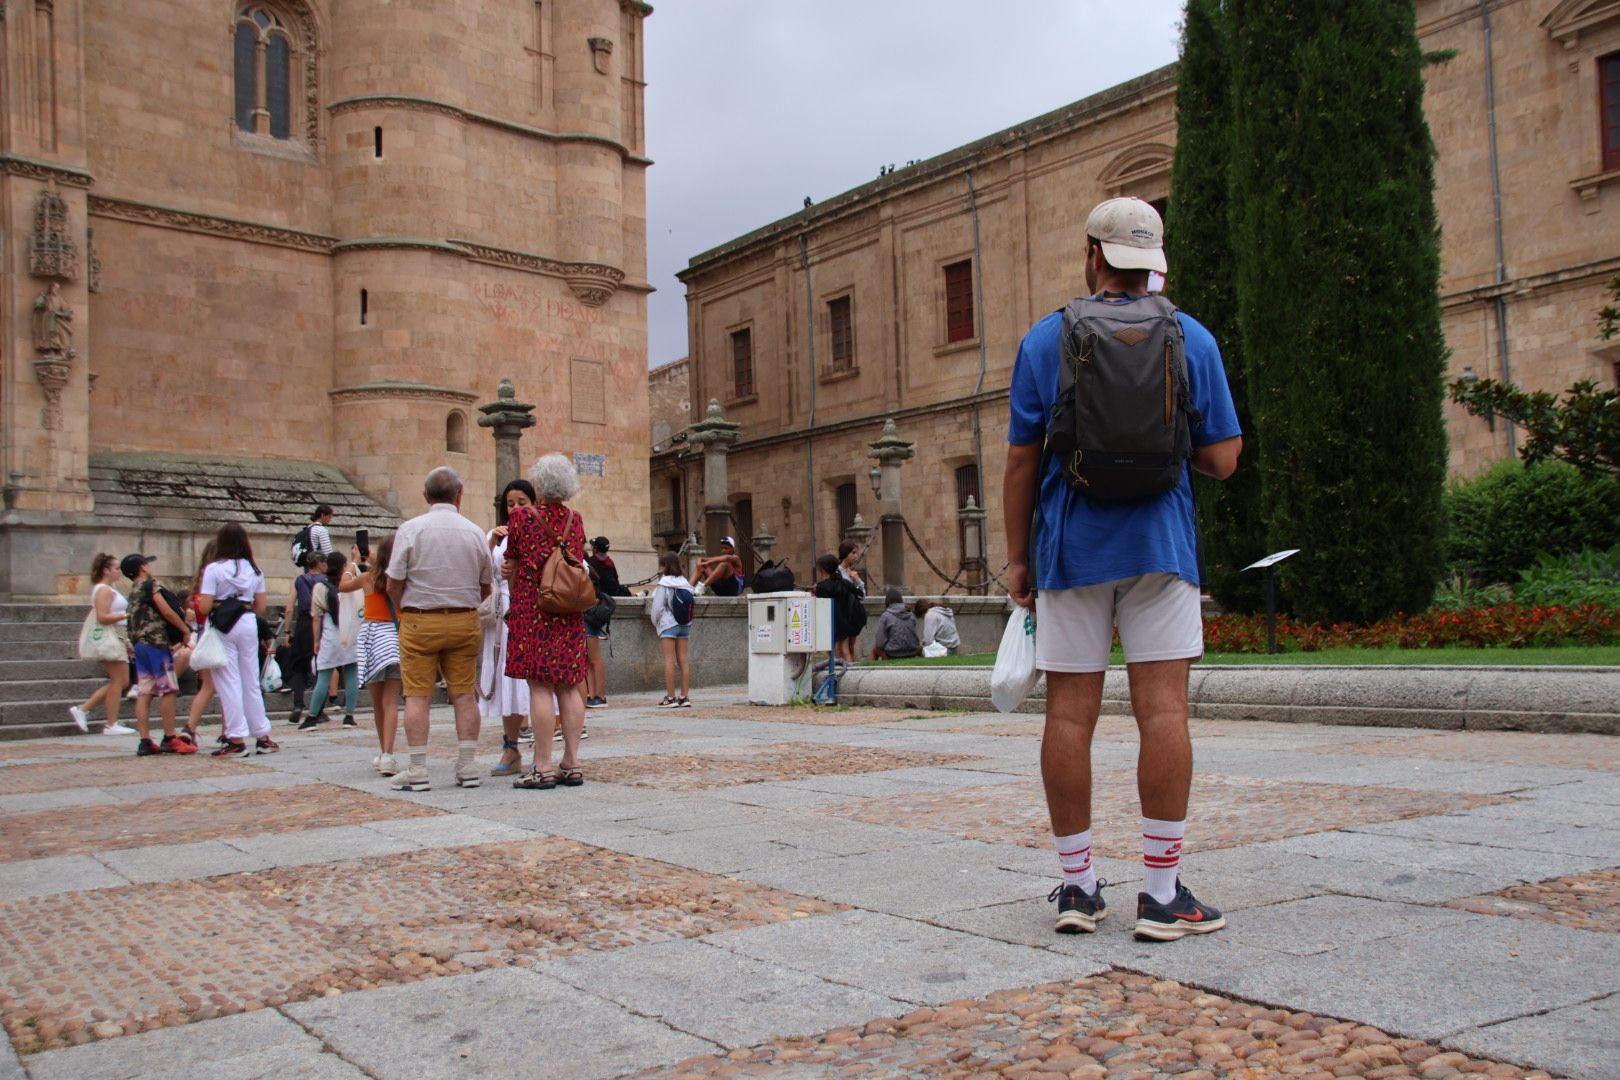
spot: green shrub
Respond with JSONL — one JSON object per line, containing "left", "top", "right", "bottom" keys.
{"left": 1516, "top": 545, "right": 1620, "bottom": 608}
{"left": 1429, "top": 573, "right": 1512, "bottom": 612}
{"left": 1444, "top": 460, "right": 1620, "bottom": 585}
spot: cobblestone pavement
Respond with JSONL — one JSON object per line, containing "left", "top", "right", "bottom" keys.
{"left": 1447, "top": 869, "right": 1620, "bottom": 936}
{"left": 0, "top": 685, "right": 1616, "bottom": 1080}
{"left": 630, "top": 971, "right": 1555, "bottom": 1079}
{"left": 814, "top": 774, "right": 1508, "bottom": 857}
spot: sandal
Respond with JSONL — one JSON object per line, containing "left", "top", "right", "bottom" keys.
{"left": 490, "top": 737, "right": 523, "bottom": 777}
{"left": 557, "top": 764, "right": 584, "bottom": 787}
{"left": 513, "top": 768, "right": 557, "bottom": 790}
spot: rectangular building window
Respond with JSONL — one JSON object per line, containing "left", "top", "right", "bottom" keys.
{"left": 829, "top": 295, "right": 854, "bottom": 372}
{"left": 1604, "top": 53, "right": 1620, "bottom": 171}
{"left": 944, "top": 259, "right": 975, "bottom": 343}
{"left": 835, "top": 483, "right": 858, "bottom": 538}
{"left": 731, "top": 327, "right": 754, "bottom": 399}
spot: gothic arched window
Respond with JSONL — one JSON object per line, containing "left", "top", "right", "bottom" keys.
{"left": 234, "top": 4, "right": 315, "bottom": 144}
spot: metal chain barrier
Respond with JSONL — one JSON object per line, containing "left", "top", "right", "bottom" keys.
{"left": 898, "top": 515, "right": 1007, "bottom": 594}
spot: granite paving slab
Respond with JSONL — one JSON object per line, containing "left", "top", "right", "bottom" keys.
{"left": 357, "top": 813, "right": 533, "bottom": 847}
{"left": 23, "top": 1009, "right": 367, "bottom": 1080}
{"left": 1349, "top": 812, "right": 1620, "bottom": 859}
{"left": 95, "top": 839, "right": 275, "bottom": 885}
{"left": 702, "top": 909, "right": 1086, "bottom": 1004}
{"left": 0, "top": 854, "right": 128, "bottom": 901}
{"left": 1445, "top": 992, "right": 1620, "bottom": 1080}
{"left": 1198, "top": 894, "right": 1486, "bottom": 956}
{"left": 0, "top": 787, "right": 122, "bottom": 813}
{"left": 1268, "top": 829, "right": 1612, "bottom": 885}
{"left": 284, "top": 967, "right": 717, "bottom": 1080}
{"left": 538, "top": 937, "right": 912, "bottom": 1047}
{"left": 1201, "top": 917, "right": 1620, "bottom": 1041}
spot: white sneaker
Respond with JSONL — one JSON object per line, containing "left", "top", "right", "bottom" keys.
{"left": 454, "top": 764, "right": 481, "bottom": 789}
{"left": 69, "top": 706, "right": 89, "bottom": 733}
{"left": 375, "top": 753, "right": 399, "bottom": 776}
{"left": 389, "top": 765, "right": 429, "bottom": 792}
{"left": 102, "top": 722, "right": 136, "bottom": 735}
{"left": 693, "top": 582, "right": 709, "bottom": 596}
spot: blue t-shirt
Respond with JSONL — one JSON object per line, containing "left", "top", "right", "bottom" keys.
{"left": 1007, "top": 300, "right": 1242, "bottom": 590}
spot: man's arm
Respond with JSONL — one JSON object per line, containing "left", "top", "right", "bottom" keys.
{"left": 1002, "top": 443, "right": 1043, "bottom": 609}
{"left": 1191, "top": 435, "right": 1242, "bottom": 480}
{"left": 386, "top": 574, "right": 405, "bottom": 611}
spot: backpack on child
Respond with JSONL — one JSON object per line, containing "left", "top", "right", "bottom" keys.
{"left": 669, "top": 585, "right": 695, "bottom": 626}
{"left": 1046, "top": 293, "right": 1201, "bottom": 502}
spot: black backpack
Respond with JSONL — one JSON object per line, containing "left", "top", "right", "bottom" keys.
{"left": 583, "top": 569, "right": 616, "bottom": 632}
{"left": 752, "top": 560, "right": 795, "bottom": 594}
{"left": 1047, "top": 293, "right": 1200, "bottom": 502}
{"left": 290, "top": 524, "right": 313, "bottom": 568}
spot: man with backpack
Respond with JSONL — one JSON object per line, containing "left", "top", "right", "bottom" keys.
{"left": 1002, "top": 198, "right": 1242, "bottom": 943}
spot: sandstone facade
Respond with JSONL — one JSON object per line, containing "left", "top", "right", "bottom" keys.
{"left": 1, "top": 0, "right": 655, "bottom": 599}
{"left": 665, "top": 1, "right": 1620, "bottom": 593}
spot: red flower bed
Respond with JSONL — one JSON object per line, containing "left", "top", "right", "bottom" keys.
{"left": 1204, "top": 603, "right": 1619, "bottom": 653}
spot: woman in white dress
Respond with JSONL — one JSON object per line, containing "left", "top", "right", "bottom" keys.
{"left": 70, "top": 553, "right": 134, "bottom": 734}
{"left": 482, "top": 480, "right": 535, "bottom": 776}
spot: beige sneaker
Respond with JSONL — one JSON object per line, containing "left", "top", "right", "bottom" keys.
{"left": 454, "top": 764, "right": 481, "bottom": 788}
{"left": 375, "top": 753, "right": 399, "bottom": 776}
{"left": 389, "top": 765, "right": 428, "bottom": 792}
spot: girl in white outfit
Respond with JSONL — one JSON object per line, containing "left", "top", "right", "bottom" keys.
{"left": 199, "top": 523, "right": 276, "bottom": 757}
{"left": 482, "top": 480, "right": 534, "bottom": 776}
{"left": 70, "top": 553, "right": 134, "bottom": 734}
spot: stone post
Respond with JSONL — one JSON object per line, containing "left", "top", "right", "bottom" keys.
{"left": 476, "top": 378, "right": 537, "bottom": 494}
{"left": 687, "top": 398, "right": 741, "bottom": 558}
{"left": 684, "top": 532, "right": 705, "bottom": 582}
{"left": 751, "top": 523, "right": 777, "bottom": 566}
{"left": 958, "top": 495, "right": 988, "bottom": 595}
{"left": 867, "top": 418, "right": 915, "bottom": 592}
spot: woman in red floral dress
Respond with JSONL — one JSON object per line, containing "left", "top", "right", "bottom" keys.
{"left": 503, "top": 452, "right": 589, "bottom": 789}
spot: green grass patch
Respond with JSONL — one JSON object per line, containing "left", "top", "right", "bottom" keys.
{"left": 885, "top": 645, "right": 1620, "bottom": 667}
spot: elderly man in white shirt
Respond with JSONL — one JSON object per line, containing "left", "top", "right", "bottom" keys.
{"left": 384, "top": 467, "right": 492, "bottom": 792}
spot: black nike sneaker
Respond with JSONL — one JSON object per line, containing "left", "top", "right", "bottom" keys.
{"left": 1134, "top": 880, "right": 1226, "bottom": 941}
{"left": 1048, "top": 879, "right": 1107, "bottom": 934}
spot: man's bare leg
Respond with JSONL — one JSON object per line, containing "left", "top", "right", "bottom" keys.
{"left": 1125, "top": 659, "right": 1193, "bottom": 821}
{"left": 1040, "top": 671, "right": 1106, "bottom": 835}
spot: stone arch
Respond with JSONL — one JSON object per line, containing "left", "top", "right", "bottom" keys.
{"left": 445, "top": 410, "right": 469, "bottom": 454}
{"left": 1098, "top": 142, "right": 1175, "bottom": 201}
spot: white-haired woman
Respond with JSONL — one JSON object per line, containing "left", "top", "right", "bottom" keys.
{"left": 502, "top": 452, "right": 589, "bottom": 789}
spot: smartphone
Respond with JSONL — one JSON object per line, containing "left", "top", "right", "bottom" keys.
{"left": 356, "top": 528, "right": 370, "bottom": 558}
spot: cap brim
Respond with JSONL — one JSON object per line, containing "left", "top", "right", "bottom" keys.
{"left": 1099, "top": 240, "right": 1167, "bottom": 274}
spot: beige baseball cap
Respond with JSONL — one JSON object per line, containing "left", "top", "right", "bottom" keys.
{"left": 1085, "top": 197, "right": 1167, "bottom": 274}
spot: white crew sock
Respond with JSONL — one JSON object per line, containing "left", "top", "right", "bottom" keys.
{"left": 408, "top": 743, "right": 428, "bottom": 773}
{"left": 1142, "top": 817, "right": 1186, "bottom": 905}
{"left": 457, "top": 740, "right": 479, "bottom": 772}
{"left": 1053, "top": 829, "right": 1097, "bottom": 894}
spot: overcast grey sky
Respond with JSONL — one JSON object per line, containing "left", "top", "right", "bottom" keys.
{"left": 641, "top": 2, "right": 1186, "bottom": 366}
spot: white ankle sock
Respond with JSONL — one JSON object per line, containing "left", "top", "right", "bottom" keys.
{"left": 408, "top": 744, "right": 428, "bottom": 772}
{"left": 1053, "top": 829, "right": 1097, "bottom": 893}
{"left": 457, "top": 740, "right": 478, "bottom": 771}
{"left": 1142, "top": 817, "right": 1185, "bottom": 905}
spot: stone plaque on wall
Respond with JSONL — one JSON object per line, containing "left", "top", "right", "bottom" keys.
{"left": 570, "top": 357, "right": 606, "bottom": 425}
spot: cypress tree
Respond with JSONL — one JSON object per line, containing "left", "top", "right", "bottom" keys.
{"left": 1227, "top": 0, "right": 1448, "bottom": 624}
{"left": 1165, "top": 0, "right": 1267, "bottom": 613}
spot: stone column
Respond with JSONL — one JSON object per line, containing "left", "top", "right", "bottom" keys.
{"left": 751, "top": 523, "right": 777, "bottom": 566}
{"left": 867, "top": 419, "right": 915, "bottom": 592}
{"left": 958, "top": 495, "right": 987, "bottom": 595}
{"left": 687, "top": 399, "right": 741, "bottom": 556}
{"left": 476, "top": 378, "right": 537, "bottom": 494}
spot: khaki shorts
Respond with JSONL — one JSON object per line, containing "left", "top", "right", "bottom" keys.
{"left": 398, "top": 610, "right": 480, "bottom": 698}
{"left": 1035, "top": 573, "right": 1203, "bottom": 673}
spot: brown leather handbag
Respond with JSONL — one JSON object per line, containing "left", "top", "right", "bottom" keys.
{"left": 533, "top": 509, "right": 597, "bottom": 615}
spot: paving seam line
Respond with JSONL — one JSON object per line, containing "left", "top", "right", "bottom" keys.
{"left": 688, "top": 933, "right": 934, "bottom": 1009}
{"left": 529, "top": 964, "right": 728, "bottom": 1052}
{"left": 1442, "top": 986, "right": 1620, "bottom": 1039}
{"left": 273, "top": 1005, "right": 387, "bottom": 1080}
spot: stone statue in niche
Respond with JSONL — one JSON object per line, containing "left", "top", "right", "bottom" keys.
{"left": 29, "top": 183, "right": 79, "bottom": 281}
{"left": 33, "top": 282, "right": 75, "bottom": 357}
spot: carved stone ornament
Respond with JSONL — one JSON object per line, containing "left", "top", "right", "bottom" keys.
{"left": 565, "top": 273, "right": 616, "bottom": 307}
{"left": 588, "top": 36, "right": 613, "bottom": 75}
{"left": 34, "top": 356, "right": 72, "bottom": 431}
{"left": 29, "top": 183, "right": 79, "bottom": 281}
{"left": 33, "top": 282, "right": 74, "bottom": 356}
{"left": 87, "top": 228, "right": 102, "bottom": 293}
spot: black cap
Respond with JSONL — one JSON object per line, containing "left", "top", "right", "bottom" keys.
{"left": 120, "top": 554, "right": 155, "bottom": 580}
{"left": 590, "top": 536, "right": 610, "bottom": 552}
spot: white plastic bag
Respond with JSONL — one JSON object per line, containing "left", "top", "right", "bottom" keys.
{"left": 990, "top": 607, "right": 1039, "bottom": 713}
{"left": 336, "top": 589, "right": 362, "bottom": 650}
{"left": 260, "top": 656, "right": 283, "bottom": 693}
{"left": 189, "top": 624, "right": 229, "bottom": 671}
{"left": 921, "top": 641, "right": 948, "bottom": 659}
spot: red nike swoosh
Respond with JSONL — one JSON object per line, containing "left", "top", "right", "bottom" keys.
{"left": 1175, "top": 910, "right": 1206, "bottom": 922}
